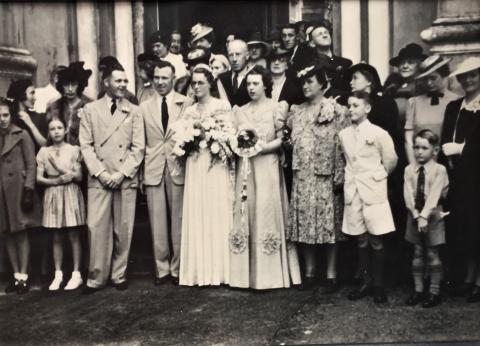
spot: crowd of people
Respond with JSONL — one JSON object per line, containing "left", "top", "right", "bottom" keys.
{"left": 1, "top": 19, "right": 479, "bottom": 310}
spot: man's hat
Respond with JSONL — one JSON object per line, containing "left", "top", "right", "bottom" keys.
{"left": 389, "top": 43, "right": 427, "bottom": 67}
{"left": 267, "top": 30, "right": 281, "bottom": 43}
{"left": 190, "top": 23, "right": 214, "bottom": 44}
{"left": 449, "top": 56, "right": 480, "bottom": 77}
{"left": 416, "top": 55, "right": 451, "bottom": 80}
{"left": 247, "top": 32, "right": 272, "bottom": 58}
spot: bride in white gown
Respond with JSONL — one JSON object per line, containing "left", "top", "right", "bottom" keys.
{"left": 179, "top": 66, "right": 234, "bottom": 286}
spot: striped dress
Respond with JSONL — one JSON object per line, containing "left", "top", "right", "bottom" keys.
{"left": 36, "top": 144, "right": 86, "bottom": 229}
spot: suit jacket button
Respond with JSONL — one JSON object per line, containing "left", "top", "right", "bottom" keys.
{"left": 100, "top": 158, "right": 104, "bottom": 162}
{"left": 8, "top": 172, "right": 13, "bottom": 176}
{"left": 119, "top": 158, "right": 123, "bottom": 162}
{"left": 119, "top": 144, "right": 123, "bottom": 148}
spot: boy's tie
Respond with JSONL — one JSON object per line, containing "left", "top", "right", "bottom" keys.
{"left": 415, "top": 166, "right": 425, "bottom": 212}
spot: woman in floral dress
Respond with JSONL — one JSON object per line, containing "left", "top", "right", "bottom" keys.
{"left": 178, "top": 66, "right": 234, "bottom": 287}
{"left": 287, "top": 65, "right": 349, "bottom": 291}
{"left": 229, "top": 65, "right": 301, "bottom": 289}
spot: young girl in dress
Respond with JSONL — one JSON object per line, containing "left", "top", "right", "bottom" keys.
{"left": 36, "top": 118, "right": 86, "bottom": 291}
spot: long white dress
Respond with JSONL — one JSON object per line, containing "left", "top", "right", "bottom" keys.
{"left": 179, "top": 98, "right": 234, "bottom": 286}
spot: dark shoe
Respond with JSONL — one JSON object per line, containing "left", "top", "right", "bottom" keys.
{"left": 323, "top": 278, "right": 338, "bottom": 294}
{"left": 347, "top": 282, "right": 372, "bottom": 300}
{"left": 114, "top": 281, "right": 128, "bottom": 291}
{"left": 16, "top": 280, "right": 29, "bottom": 295}
{"left": 154, "top": 275, "right": 170, "bottom": 286}
{"left": 422, "top": 293, "right": 441, "bottom": 308}
{"left": 405, "top": 291, "right": 424, "bottom": 306}
{"left": 170, "top": 276, "right": 179, "bottom": 286}
{"left": 298, "top": 276, "right": 316, "bottom": 291}
{"left": 82, "top": 285, "right": 102, "bottom": 295}
{"left": 373, "top": 286, "right": 388, "bottom": 304}
{"left": 466, "top": 286, "right": 480, "bottom": 303}
{"left": 5, "top": 279, "right": 19, "bottom": 294}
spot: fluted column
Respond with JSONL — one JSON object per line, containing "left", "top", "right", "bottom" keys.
{"left": 76, "top": 1, "right": 99, "bottom": 99}
{"left": 340, "top": 0, "right": 361, "bottom": 64}
{"left": 114, "top": 1, "right": 136, "bottom": 94}
{"left": 132, "top": 1, "right": 145, "bottom": 92}
{"left": 368, "top": 0, "right": 390, "bottom": 82}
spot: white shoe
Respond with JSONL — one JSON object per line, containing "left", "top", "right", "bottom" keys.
{"left": 49, "top": 271, "right": 63, "bottom": 291}
{"left": 64, "top": 271, "right": 83, "bottom": 291}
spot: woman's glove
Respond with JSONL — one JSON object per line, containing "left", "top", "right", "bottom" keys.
{"left": 21, "top": 187, "right": 34, "bottom": 212}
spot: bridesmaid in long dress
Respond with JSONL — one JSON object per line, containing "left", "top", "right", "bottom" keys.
{"left": 179, "top": 66, "right": 234, "bottom": 286}
{"left": 230, "top": 65, "right": 301, "bottom": 289}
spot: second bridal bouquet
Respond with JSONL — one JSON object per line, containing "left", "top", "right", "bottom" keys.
{"left": 230, "top": 128, "right": 264, "bottom": 158}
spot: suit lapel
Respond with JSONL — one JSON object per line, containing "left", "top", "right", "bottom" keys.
{"left": 99, "top": 97, "right": 129, "bottom": 145}
{"left": 1, "top": 125, "right": 23, "bottom": 157}
{"left": 149, "top": 94, "right": 165, "bottom": 137}
{"left": 165, "top": 92, "right": 186, "bottom": 138}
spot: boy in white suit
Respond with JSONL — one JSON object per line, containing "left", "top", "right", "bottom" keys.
{"left": 339, "top": 91, "right": 398, "bottom": 303}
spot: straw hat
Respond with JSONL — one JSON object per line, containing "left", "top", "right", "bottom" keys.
{"left": 449, "top": 56, "right": 480, "bottom": 77}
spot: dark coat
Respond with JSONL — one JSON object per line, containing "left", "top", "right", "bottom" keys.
{"left": 277, "top": 76, "right": 305, "bottom": 107}
{"left": 218, "top": 70, "right": 251, "bottom": 107}
{"left": 289, "top": 44, "right": 316, "bottom": 73}
{"left": 0, "top": 125, "right": 41, "bottom": 233}
{"left": 13, "top": 110, "right": 48, "bottom": 153}
{"left": 314, "top": 53, "right": 353, "bottom": 93}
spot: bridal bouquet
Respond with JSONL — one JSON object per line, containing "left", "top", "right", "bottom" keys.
{"left": 230, "top": 128, "right": 263, "bottom": 158}
{"left": 172, "top": 110, "right": 235, "bottom": 169}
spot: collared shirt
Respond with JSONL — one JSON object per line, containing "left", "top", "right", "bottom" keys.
{"left": 404, "top": 160, "right": 449, "bottom": 220}
{"left": 232, "top": 65, "right": 250, "bottom": 88}
{"left": 34, "top": 83, "right": 61, "bottom": 113}
{"left": 162, "top": 52, "right": 188, "bottom": 79}
{"left": 271, "top": 75, "right": 287, "bottom": 102}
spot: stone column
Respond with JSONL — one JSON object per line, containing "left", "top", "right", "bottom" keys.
{"left": 340, "top": 0, "right": 361, "bottom": 64}
{"left": 132, "top": 1, "right": 145, "bottom": 92}
{"left": 114, "top": 1, "right": 136, "bottom": 94}
{"left": 289, "top": 0, "right": 303, "bottom": 22}
{"left": 76, "top": 1, "right": 99, "bottom": 99}
{"left": 421, "top": 0, "right": 480, "bottom": 58}
{"left": 368, "top": 0, "right": 390, "bottom": 82}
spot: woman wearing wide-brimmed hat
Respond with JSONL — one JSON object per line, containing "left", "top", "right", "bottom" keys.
{"left": 247, "top": 31, "right": 272, "bottom": 69}
{"left": 383, "top": 43, "right": 428, "bottom": 127}
{"left": 405, "top": 55, "right": 459, "bottom": 164}
{"left": 47, "top": 61, "right": 93, "bottom": 146}
{"left": 439, "top": 57, "right": 480, "bottom": 301}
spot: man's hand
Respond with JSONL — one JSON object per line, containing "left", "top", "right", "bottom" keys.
{"left": 442, "top": 142, "right": 464, "bottom": 156}
{"left": 108, "top": 172, "right": 125, "bottom": 189}
{"left": 417, "top": 217, "right": 428, "bottom": 233}
{"left": 98, "top": 171, "right": 112, "bottom": 187}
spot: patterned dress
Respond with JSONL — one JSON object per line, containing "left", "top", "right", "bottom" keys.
{"left": 287, "top": 97, "right": 350, "bottom": 244}
{"left": 36, "top": 144, "right": 86, "bottom": 229}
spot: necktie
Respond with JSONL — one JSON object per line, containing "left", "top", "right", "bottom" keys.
{"left": 415, "top": 166, "right": 426, "bottom": 212}
{"left": 162, "top": 96, "right": 169, "bottom": 131}
{"left": 426, "top": 91, "right": 444, "bottom": 106}
{"left": 110, "top": 98, "right": 117, "bottom": 115}
{"left": 232, "top": 72, "right": 239, "bottom": 93}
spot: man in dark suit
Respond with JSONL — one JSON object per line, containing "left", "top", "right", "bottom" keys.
{"left": 217, "top": 39, "right": 251, "bottom": 107}
{"left": 280, "top": 23, "right": 315, "bottom": 74}
{"left": 269, "top": 47, "right": 304, "bottom": 107}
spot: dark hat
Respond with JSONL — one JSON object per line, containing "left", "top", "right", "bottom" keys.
{"left": 98, "top": 56, "right": 120, "bottom": 71}
{"left": 58, "top": 61, "right": 92, "bottom": 88}
{"left": 268, "top": 47, "right": 290, "bottom": 60}
{"left": 186, "top": 48, "right": 211, "bottom": 66}
{"left": 296, "top": 64, "right": 319, "bottom": 80}
{"left": 311, "top": 19, "right": 332, "bottom": 35}
{"left": 7, "top": 79, "right": 33, "bottom": 102}
{"left": 267, "top": 30, "right": 281, "bottom": 42}
{"left": 247, "top": 32, "right": 272, "bottom": 58}
{"left": 137, "top": 52, "right": 157, "bottom": 64}
{"left": 348, "top": 63, "right": 382, "bottom": 93}
{"left": 149, "top": 30, "right": 169, "bottom": 46}
{"left": 416, "top": 54, "right": 451, "bottom": 79}
{"left": 389, "top": 43, "right": 427, "bottom": 67}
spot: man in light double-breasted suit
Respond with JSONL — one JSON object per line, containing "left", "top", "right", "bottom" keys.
{"left": 79, "top": 64, "right": 145, "bottom": 293}
{"left": 140, "top": 60, "right": 192, "bottom": 285}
